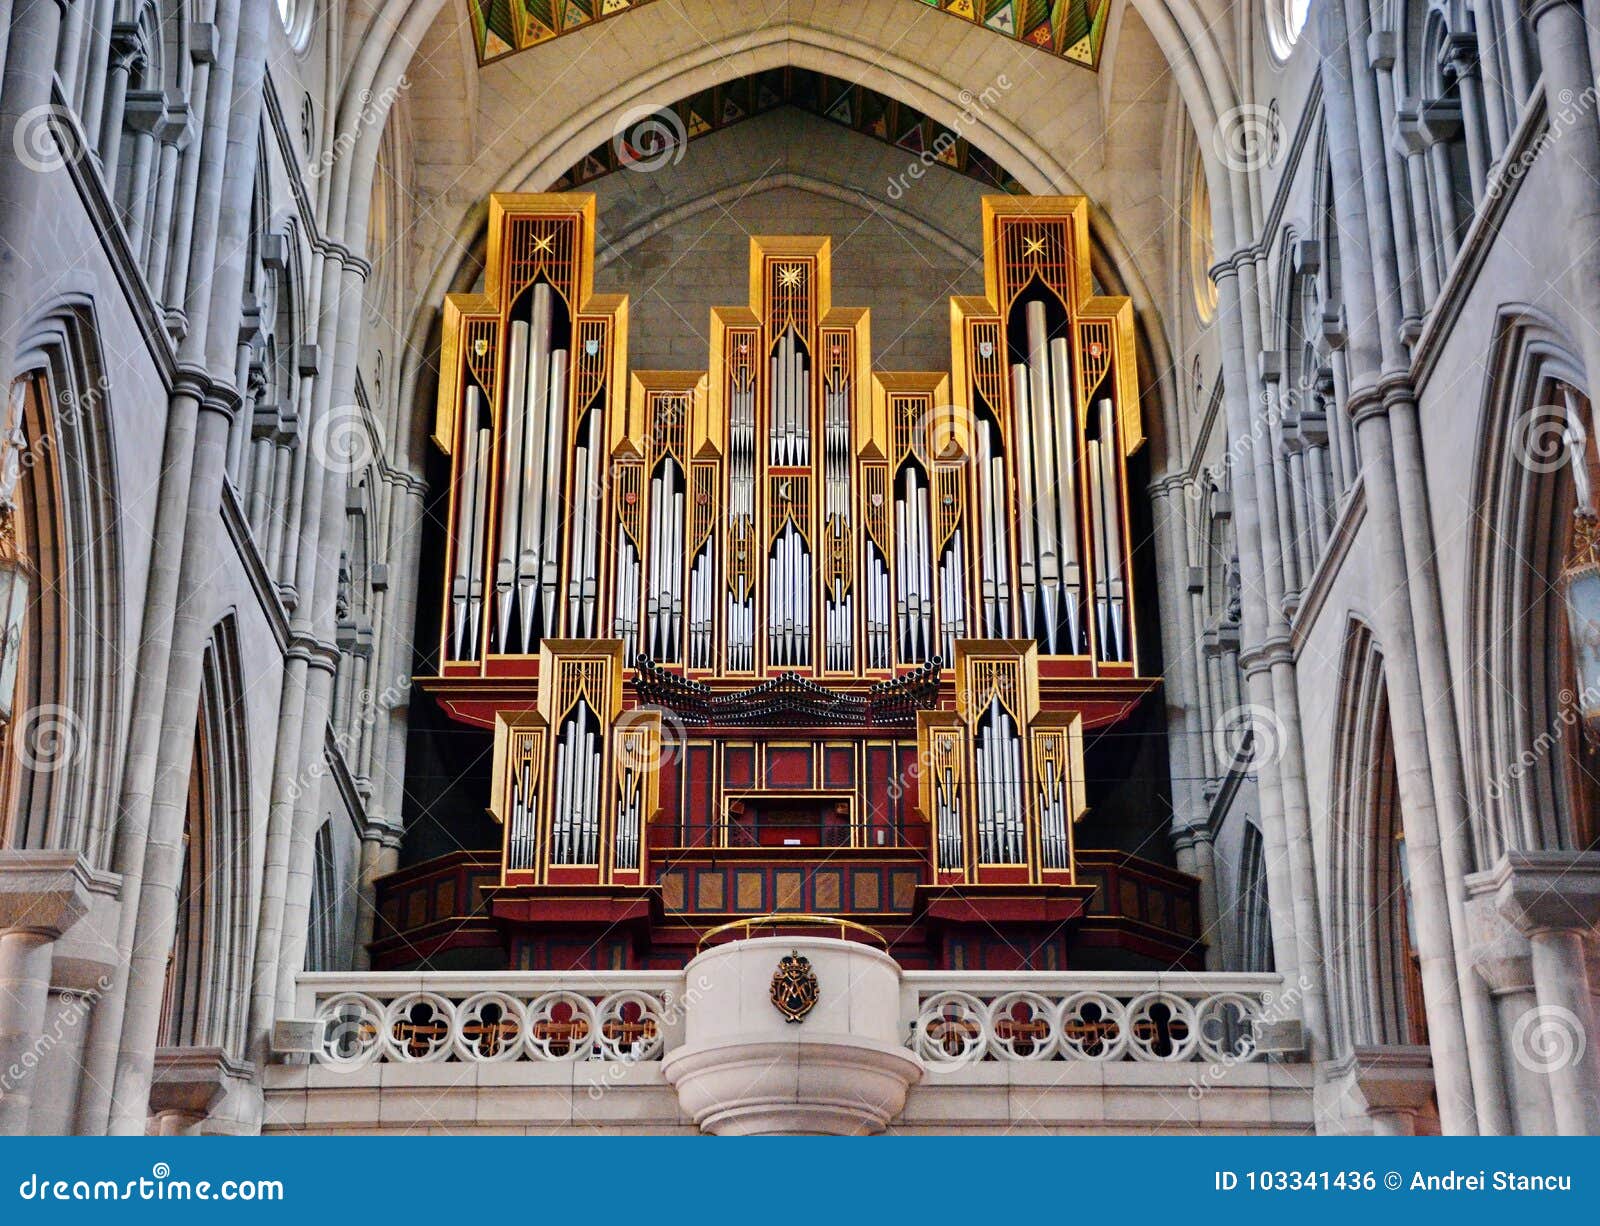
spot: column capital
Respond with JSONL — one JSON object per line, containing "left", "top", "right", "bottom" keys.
{"left": 1346, "top": 383, "right": 1387, "bottom": 426}
{"left": 0, "top": 850, "right": 101, "bottom": 937}
{"left": 1487, "top": 849, "right": 1600, "bottom": 937}
{"left": 1524, "top": 0, "right": 1583, "bottom": 25}
{"left": 1333, "top": 1044, "right": 1437, "bottom": 1124}
{"left": 1462, "top": 876, "right": 1536, "bottom": 994}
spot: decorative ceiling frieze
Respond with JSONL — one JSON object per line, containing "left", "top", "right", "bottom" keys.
{"left": 468, "top": 0, "right": 1113, "bottom": 71}
{"left": 547, "top": 68, "right": 1025, "bottom": 195}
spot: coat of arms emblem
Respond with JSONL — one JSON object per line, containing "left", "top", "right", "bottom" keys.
{"left": 769, "top": 951, "right": 819, "bottom": 1023}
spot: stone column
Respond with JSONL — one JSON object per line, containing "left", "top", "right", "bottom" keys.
{"left": 1525, "top": 0, "right": 1600, "bottom": 397}
{"left": 0, "top": 0, "right": 71, "bottom": 403}
{"left": 1444, "top": 36, "right": 1490, "bottom": 199}
{"left": 1498, "top": 0, "right": 1535, "bottom": 105}
{"left": 1211, "top": 250, "right": 1308, "bottom": 1006}
{"left": 142, "top": 98, "right": 190, "bottom": 302}
{"left": 352, "top": 824, "right": 401, "bottom": 971}
{"left": 1366, "top": 32, "right": 1425, "bottom": 334}
{"left": 1419, "top": 102, "right": 1464, "bottom": 265}
{"left": 106, "top": 387, "right": 238, "bottom": 1136}
{"left": 0, "top": 852, "right": 94, "bottom": 1134}
{"left": 1173, "top": 825, "right": 1222, "bottom": 970}
{"left": 75, "top": 0, "right": 247, "bottom": 1136}
{"left": 1463, "top": 876, "right": 1557, "bottom": 1134}
{"left": 1393, "top": 113, "right": 1442, "bottom": 304}
{"left": 76, "top": 0, "right": 117, "bottom": 149}
{"left": 94, "top": 24, "right": 141, "bottom": 189}
{"left": 1488, "top": 850, "right": 1600, "bottom": 1134}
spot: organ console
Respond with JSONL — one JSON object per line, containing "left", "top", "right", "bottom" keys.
{"left": 420, "top": 193, "right": 1160, "bottom": 970}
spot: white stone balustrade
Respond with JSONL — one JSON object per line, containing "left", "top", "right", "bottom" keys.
{"left": 295, "top": 972, "right": 687, "bottom": 1068}
{"left": 902, "top": 971, "right": 1287, "bottom": 1067}
{"left": 295, "top": 967, "right": 1286, "bottom": 1070}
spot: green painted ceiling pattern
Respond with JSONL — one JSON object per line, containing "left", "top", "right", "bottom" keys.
{"left": 469, "top": 0, "right": 1112, "bottom": 70}
{"left": 548, "top": 68, "right": 1025, "bottom": 195}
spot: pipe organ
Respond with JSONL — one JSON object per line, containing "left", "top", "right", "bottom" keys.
{"left": 423, "top": 194, "right": 1159, "bottom": 971}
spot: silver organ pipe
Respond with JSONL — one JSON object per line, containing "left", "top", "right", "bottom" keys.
{"left": 936, "top": 765, "right": 962, "bottom": 871}
{"left": 867, "top": 544, "right": 890, "bottom": 669}
{"left": 975, "top": 699, "right": 1024, "bottom": 864}
{"left": 728, "top": 368, "right": 756, "bottom": 670}
{"left": 1048, "top": 335, "right": 1083, "bottom": 653}
{"left": 689, "top": 540, "right": 713, "bottom": 668}
{"left": 508, "top": 756, "right": 538, "bottom": 871}
{"left": 1008, "top": 365, "right": 1038, "bottom": 642}
{"left": 975, "top": 421, "right": 1013, "bottom": 637}
{"left": 915, "top": 470, "right": 933, "bottom": 658}
{"left": 987, "top": 436, "right": 1011, "bottom": 634}
{"left": 1039, "top": 757, "right": 1068, "bottom": 870}
{"left": 616, "top": 757, "right": 641, "bottom": 871}
{"left": 823, "top": 370, "right": 852, "bottom": 671}
{"left": 769, "top": 327, "right": 811, "bottom": 467}
{"left": 551, "top": 702, "right": 603, "bottom": 865}
{"left": 1091, "top": 397, "right": 1127, "bottom": 661}
{"left": 450, "top": 389, "right": 490, "bottom": 660}
{"left": 1008, "top": 300, "right": 1086, "bottom": 655}
{"left": 484, "top": 283, "right": 574, "bottom": 654}
{"left": 937, "top": 516, "right": 966, "bottom": 668}
{"left": 495, "top": 320, "right": 530, "bottom": 650}
{"left": 646, "top": 460, "right": 686, "bottom": 663}
{"left": 668, "top": 473, "right": 685, "bottom": 655}
{"left": 517, "top": 289, "right": 552, "bottom": 649}
{"left": 566, "top": 406, "right": 602, "bottom": 636}
{"left": 538, "top": 348, "right": 570, "bottom": 637}
{"left": 614, "top": 523, "right": 640, "bottom": 659}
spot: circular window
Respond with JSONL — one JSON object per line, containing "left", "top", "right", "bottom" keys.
{"left": 1267, "top": 0, "right": 1311, "bottom": 59}
{"left": 1190, "top": 156, "right": 1218, "bottom": 322}
{"left": 276, "top": 0, "right": 313, "bottom": 52}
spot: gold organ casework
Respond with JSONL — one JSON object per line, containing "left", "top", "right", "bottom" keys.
{"left": 421, "top": 193, "right": 1157, "bottom": 969}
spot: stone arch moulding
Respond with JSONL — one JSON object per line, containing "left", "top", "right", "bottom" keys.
{"left": 1463, "top": 305, "right": 1588, "bottom": 866}
{"left": 1324, "top": 617, "right": 1416, "bottom": 1055}
{"left": 8, "top": 297, "right": 126, "bottom": 869}
{"left": 164, "top": 611, "right": 256, "bottom": 1057}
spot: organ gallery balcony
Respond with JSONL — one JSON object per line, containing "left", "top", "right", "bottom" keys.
{"left": 265, "top": 955, "right": 1310, "bottom": 1134}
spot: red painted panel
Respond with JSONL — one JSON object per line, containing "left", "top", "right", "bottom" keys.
{"left": 864, "top": 745, "right": 893, "bottom": 831}
{"left": 765, "top": 746, "right": 813, "bottom": 788}
{"left": 724, "top": 744, "right": 756, "bottom": 789}
{"left": 823, "top": 744, "right": 855, "bottom": 789}
{"left": 686, "top": 745, "right": 713, "bottom": 840}
{"left": 896, "top": 743, "right": 920, "bottom": 819}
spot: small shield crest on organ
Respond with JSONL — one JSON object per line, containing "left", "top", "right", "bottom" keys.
{"left": 770, "top": 951, "right": 820, "bottom": 1023}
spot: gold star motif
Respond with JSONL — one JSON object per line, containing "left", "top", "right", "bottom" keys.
{"left": 1022, "top": 235, "right": 1047, "bottom": 258}
{"left": 530, "top": 233, "right": 555, "bottom": 254}
{"left": 776, "top": 264, "right": 803, "bottom": 288}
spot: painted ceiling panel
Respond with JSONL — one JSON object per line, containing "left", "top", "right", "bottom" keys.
{"left": 468, "top": 0, "right": 1112, "bottom": 70}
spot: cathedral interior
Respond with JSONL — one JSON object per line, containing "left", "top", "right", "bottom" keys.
{"left": 0, "top": 0, "right": 1596, "bottom": 1136}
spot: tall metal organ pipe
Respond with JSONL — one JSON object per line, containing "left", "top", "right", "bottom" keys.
{"left": 449, "top": 385, "right": 491, "bottom": 660}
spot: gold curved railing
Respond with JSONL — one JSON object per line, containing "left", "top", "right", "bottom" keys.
{"left": 695, "top": 913, "right": 889, "bottom": 951}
